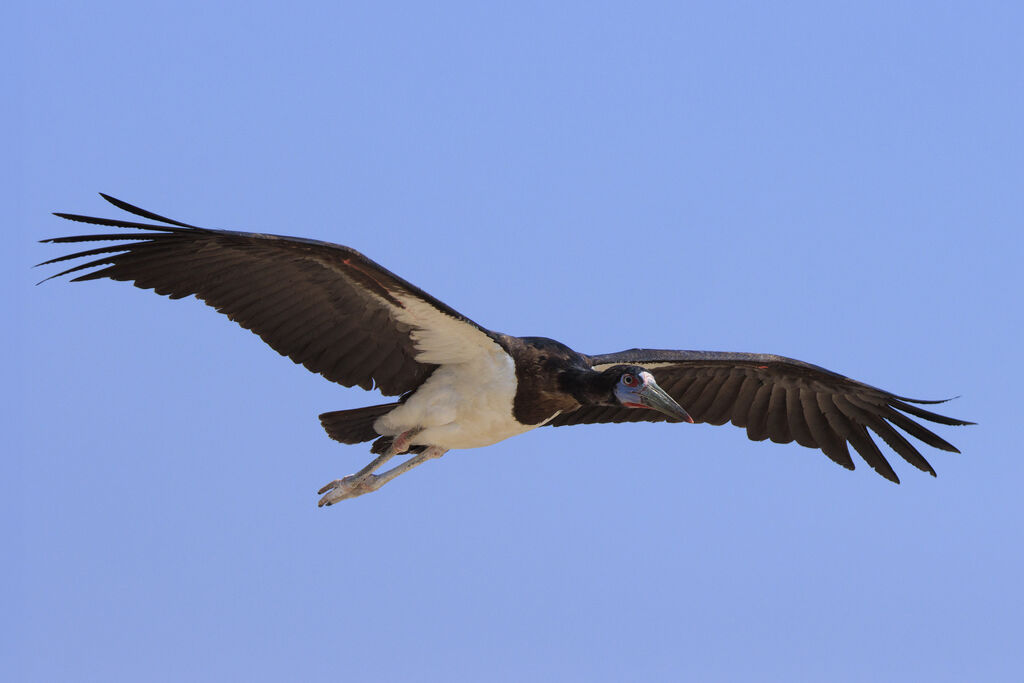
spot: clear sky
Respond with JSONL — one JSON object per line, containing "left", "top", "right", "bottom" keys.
{"left": 7, "top": 1, "right": 1022, "bottom": 681}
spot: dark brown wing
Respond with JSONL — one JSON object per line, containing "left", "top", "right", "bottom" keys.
{"left": 38, "top": 194, "right": 500, "bottom": 396}
{"left": 550, "top": 348, "right": 972, "bottom": 483}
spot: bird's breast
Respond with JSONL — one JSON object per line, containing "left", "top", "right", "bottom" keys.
{"left": 373, "top": 348, "right": 555, "bottom": 450}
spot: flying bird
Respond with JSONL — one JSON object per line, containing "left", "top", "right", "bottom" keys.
{"left": 39, "top": 195, "right": 972, "bottom": 505}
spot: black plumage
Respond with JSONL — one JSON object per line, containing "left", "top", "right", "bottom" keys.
{"left": 39, "top": 195, "right": 972, "bottom": 501}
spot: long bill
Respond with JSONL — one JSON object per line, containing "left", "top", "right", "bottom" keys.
{"left": 639, "top": 381, "right": 694, "bottom": 423}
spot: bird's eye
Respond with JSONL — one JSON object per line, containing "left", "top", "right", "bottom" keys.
{"left": 622, "top": 374, "right": 635, "bottom": 386}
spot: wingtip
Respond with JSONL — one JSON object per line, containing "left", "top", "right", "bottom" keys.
{"left": 33, "top": 267, "right": 62, "bottom": 285}
{"left": 33, "top": 253, "right": 63, "bottom": 280}
{"left": 876, "top": 467, "right": 901, "bottom": 485}
{"left": 99, "top": 192, "right": 128, "bottom": 209}
{"left": 897, "top": 394, "right": 961, "bottom": 405}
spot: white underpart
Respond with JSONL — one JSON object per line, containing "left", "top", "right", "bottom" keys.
{"left": 371, "top": 293, "right": 543, "bottom": 450}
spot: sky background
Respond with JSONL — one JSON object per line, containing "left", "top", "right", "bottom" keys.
{"left": 7, "top": 1, "right": 1023, "bottom": 681}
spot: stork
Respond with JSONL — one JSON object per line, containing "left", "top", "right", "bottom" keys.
{"left": 38, "top": 195, "right": 972, "bottom": 505}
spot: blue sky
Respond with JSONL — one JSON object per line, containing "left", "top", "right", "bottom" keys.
{"left": 7, "top": 1, "right": 1022, "bottom": 681}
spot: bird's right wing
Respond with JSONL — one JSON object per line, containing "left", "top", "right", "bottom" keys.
{"left": 550, "top": 348, "right": 972, "bottom": 483}
{"left": 38, "top": 194, "right": 504, "bottom": 396}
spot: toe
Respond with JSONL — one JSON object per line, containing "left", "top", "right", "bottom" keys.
{"left": 315, "top": 473, "right": 380, "bottom": 506}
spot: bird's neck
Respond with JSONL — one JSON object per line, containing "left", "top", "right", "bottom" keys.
{"left": 559, "top": 368, "right": 614, "bottom": 406}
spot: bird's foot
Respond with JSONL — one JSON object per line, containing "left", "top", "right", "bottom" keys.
{"left": 317, "top": 474, "right": 379, "bottom": 506}
{"left": 316, "top": 445, "right": 449, "bottom": 507}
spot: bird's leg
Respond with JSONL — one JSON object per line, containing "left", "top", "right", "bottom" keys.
{"left": 356, "top": 446, "right": 447, "bottom": 497}
{"left": 351, "top": 453, "right": 394, "bottom": 479}
{"left": 317, "top": 443, "right": 446, "bottom": 507}
{"left": 316, "top": 428, "right": 419, "bottom": 506}
{"left": 387, "top": 428, "right": 420, "bottom": 456}
{"left": 353, "top": 427, "right": 422, "bottom": 479}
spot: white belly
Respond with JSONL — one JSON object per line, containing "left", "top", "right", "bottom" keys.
{"left": 373, "top": 349, "right": 541, "bottom": 450}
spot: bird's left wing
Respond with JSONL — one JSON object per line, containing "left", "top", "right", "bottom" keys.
{"left": 38, "top": 194, "right": 503, "bottom": 396}
{"left": 548, "top": 348, "right": 972, "bottom": 482}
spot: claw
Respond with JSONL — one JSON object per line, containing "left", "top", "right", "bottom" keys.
{"left": 317, "top": 474, "right": 376, "bottom": 506}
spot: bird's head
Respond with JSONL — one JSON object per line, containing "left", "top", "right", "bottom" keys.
{"left": 603, "top": 365, "right": 694, "bottom": 423}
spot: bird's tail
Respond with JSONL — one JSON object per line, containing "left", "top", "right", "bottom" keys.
{"left": 319, "top": 403, "right": 398, "bottom": 444}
